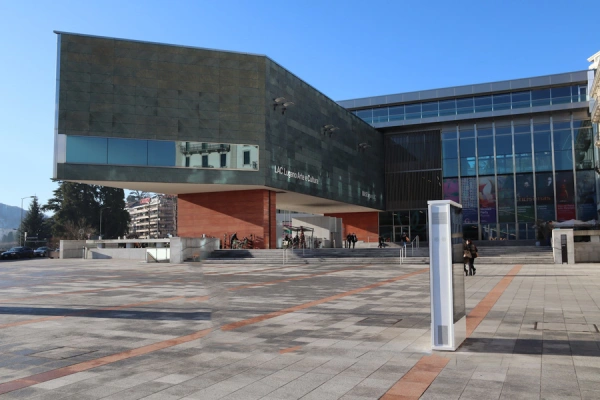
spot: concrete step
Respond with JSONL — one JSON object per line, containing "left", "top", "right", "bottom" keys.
{"left": 202, "top": 246, "right": 555, "bottom": 265}
{"left": 202, "top": 257, "right": 430, "bottom": 265}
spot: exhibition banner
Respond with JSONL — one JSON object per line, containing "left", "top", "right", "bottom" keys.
{"left": 556, "top": 171, "right": 576, "bottom": 221}
{"left": 497, "top": 175, "right": 515, "bottom": 223}
{"left": 478, "top": 176, "right": 496, "bottom": 223}
{"left": 443, "top": 178, "right": 459, "bottom": 203}
{"left": 461, "top": 177, "right": 478, "bottom": 223}
{"left": 536, "top": 172, "right": 555, "bottom": 221}
{"left": 577, "top": 170, "right": 597, "bottom": 221}
{"left": 516, "top": 174, "right": 535, "bottom": 223}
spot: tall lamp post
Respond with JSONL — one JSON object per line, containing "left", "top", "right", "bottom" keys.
{"left": 99, "top": 207, "right": 111, "bottom": 239}
{"left": 20, "top": 196, "right": 35, "bottom": 246}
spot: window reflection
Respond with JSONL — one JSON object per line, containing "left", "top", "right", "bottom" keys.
{"left": 177, "top": 142, "right": 259, "bottom": 170}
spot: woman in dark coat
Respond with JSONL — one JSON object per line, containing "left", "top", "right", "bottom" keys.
{"left": 464, "top": 239, "right": 478, "bottom": 276}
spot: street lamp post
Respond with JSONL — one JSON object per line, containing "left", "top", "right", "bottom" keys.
{"left": 99, "top": 207, "right": 111, "bottom": 239}
{"left": 20, "top": 196, "right": 35, "bottom": 246}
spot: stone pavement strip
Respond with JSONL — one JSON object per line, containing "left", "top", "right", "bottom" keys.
{"left": 0, "top": 257, "right": 599, "bottom": 399}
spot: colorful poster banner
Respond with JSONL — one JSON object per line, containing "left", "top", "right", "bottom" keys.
{"left": 497, "top": 175, "right": 515, "bottom": 223}
{"left": 516, "top": 174, "right": 535, "bottom": 223}
{"left": 555, "top": 171, "right": 575, "bottom": 221}
{"left": 461, "top": 177, "right": 478, "bottom": 223}
{"left": 478, "top": 176, "right": 496, "bottom": 223}
{"left": 577, "top": 170, "right": 597, "bottom": 221}
{"left": 536, "top": 172, "right": 555, "bottom": 222}
{"left": 443, "top": 178, "right": 459, "bottom": 203}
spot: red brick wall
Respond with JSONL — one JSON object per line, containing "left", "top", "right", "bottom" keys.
{"left": 324, "top": 212, "right": 379, "bottom": 244}
{"left": 178, "top": 190, "right": 276, "bottom": 249}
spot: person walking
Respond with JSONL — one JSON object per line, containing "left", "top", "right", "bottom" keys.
{"left": 464, "top": 239, "right": 478, "bottom": 276}
{"left": 351, "top": 233, "right": 357, "bottom": 249}
{"left": 346, "top": 233, "right": 352, "bottom": 248}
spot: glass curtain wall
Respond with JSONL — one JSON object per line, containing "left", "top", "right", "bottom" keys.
{"left": 439, "top": 116, "right": 596, "bottom": 241}
{"left": 354, "top": 85, "right": 587, "bottom": 125}
{"left": 378, "top": 210, "right": 428, "bottom": 243}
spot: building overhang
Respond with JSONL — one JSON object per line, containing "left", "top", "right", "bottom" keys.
{"left": 65, "top": 180, "right": 382, "bottom": 215}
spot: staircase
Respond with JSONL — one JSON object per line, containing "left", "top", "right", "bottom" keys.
{"left": 472, "top": 245, "right": 554, "bottom": 264}
{"left": 203, "top": 247, "right": 428, "bottom": 265}
{"left": 202, "top": 246, "right": 554, "bottom": 265}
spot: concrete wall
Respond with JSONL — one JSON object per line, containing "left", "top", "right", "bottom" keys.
{"left": 574, "top": 243, "right": 600, "bottom": 263}
{"left": 87, "top": 248, "right": 147, "bottom": 260}
{"left": 552, "top": 229, "right": 574, "bottom": 264}
{"left": 551, "top": 229, "right": 600, "bottom": 263}
{"left": 59, "top": 240, "right": 86, "bottom": 259}
{"left": 171, "top": 237, "right": 220, "bottom": 263}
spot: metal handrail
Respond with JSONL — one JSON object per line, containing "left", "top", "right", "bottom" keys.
{"left": 412, "top": 235, "right": 420, "bottom": 248}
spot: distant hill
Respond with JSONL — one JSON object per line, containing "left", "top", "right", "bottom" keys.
{"left": 0, "top": 203, "right": 23, "bottom": 229}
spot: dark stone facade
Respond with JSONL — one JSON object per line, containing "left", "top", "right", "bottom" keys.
{"left": 55, "top": 32, "right": 384, "bottom": 210}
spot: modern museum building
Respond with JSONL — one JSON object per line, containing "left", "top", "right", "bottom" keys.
{"left": 53, "top": 32, "right": 600, "bottom": 247}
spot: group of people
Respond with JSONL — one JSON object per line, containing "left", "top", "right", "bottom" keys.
{"left": 228, "top": 232, "right": 252, "bottom": 249}
{"left": 346, "top": 233, "right": 358, "bottom": 248}
{"left": 283, "top": 232, "right": 306, "bottom": 249}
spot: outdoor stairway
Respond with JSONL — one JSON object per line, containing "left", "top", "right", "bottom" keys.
{"left": 202, "top": 246, "right": 554, "bottom": 265}
{"left": 472, "top": 245, "right": 554, "bottom": 265}
{"left": 203, "top": 247, "right": 429, "bottom": 265}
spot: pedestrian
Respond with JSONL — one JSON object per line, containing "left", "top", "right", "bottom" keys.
{"left": 401, "top": 232, "right": 409, "bottom": 249}
{"left": 351, "top": 233, "right": 357, "bottom": 249}
{"left": 378, "top": 235, "right": 384, "bottom": 248}
{"left": 230, "top": 232, "right": 239, "bottom": 249}
{"left": 346, "top": 233, "right": 352, "bottom": 248}
{"left": 464, "top": 239, "right": 478, "bottom": 276}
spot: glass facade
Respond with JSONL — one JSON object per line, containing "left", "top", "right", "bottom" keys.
{"left": 65, "top": 136, "right": 260, "bottom": 171}
{"left": 440, "top": 117, "right": 596, "bottom": 240}
{"left": 354, "top": 85, "right": 587, "bottom": 124}
{"left": 379, "top": 209, "right": 428, "bottom": 243}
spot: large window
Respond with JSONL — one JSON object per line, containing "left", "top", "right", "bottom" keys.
{"left": 477, "top": 128, "right": 494, "bottom": 175}
{"left": 495, "top": 125, "right": 513, "bottom": 174}
{"left": 533, "top": 123, "right": 552, "bottom": 172}
{"left": 514, "top": 124, "right": 532, "bottom": 173}
{"left": 459, "top": 128, "right": 476, "bottom": 176}
{"left": 64, "top": 135, "right": 259, "bottom": 171}
{"left": 353, "top": 85, "right": 586, "bottom": 124}
{"left": 442, "top": 130, "right": 458, "bottom": 177}
{"left": 574, "top": 120, "right": 594, "bottom": 170}
{"left": 553, "top": 121, "right": 573, "bottom": 171}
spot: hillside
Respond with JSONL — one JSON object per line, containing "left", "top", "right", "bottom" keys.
{"left": 0, "top": 203, "right": 22, "bottom": 229}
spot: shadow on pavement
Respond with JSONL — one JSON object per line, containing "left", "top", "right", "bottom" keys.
{"left": 0, "top": 306, "right": 211, "bottom": 321}
{"left": 459, "top": 337, "right": 600, "bottom": 356}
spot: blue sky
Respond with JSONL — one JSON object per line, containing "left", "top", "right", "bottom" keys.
{"left": 1, "top": 0, "right": 598, "bottom": 210}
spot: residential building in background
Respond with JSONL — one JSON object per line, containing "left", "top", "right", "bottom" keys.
{"left": 127, "top": 195, "right": 177, "bottom": 239}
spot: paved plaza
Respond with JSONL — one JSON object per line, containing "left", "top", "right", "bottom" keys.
{"left": 0, "top": 257, "right": 599, "bottom": 399}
